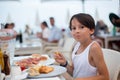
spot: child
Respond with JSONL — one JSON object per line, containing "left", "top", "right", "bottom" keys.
{"left": 54, "top": 13, "right": 109, "bottom": 80}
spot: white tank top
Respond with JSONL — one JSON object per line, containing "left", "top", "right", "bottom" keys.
{"left": 72, "top": 41, "right": 97, "bottom": 78}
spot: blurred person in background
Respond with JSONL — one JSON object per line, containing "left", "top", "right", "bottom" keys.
{"left": 4, "top": 23, "right": 15, "bottom": 29}
{"left": 10, "top": 23, "right": 15, "bottom": 29}
{"left": 109, "top": 13, "right": 120, "bottom": 51}
{"left": 48, "top": 17, "right": 62, "bottom": 43}
{"left": 24, "top": 24, "right": 32, "bottom": 36}
{"left": 37, "top": 21, "right": 50, "bottom": 41}
{"left": 109, "top": 13, "right": 120, "bottom": 28}
{"left": 93, "top": 20, "right": 109, "bottom": 47}
{"left": 94, "top": 20, "right": 109, "bottom": 36}
{"left": 4, "top": 23, "right": 9, "bottom": 29}
{"left": 0, "top": 23, "right": 17, "bottom": 40}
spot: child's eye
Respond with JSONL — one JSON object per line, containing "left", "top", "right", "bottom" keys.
{"left": 79, "top": 25, "right": 84, "bottom": 29}
{"left": 71, "top": 27, "right": 76, "bottom": 30}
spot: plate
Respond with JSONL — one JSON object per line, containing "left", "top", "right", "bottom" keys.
{"left": 13, "top": 55, "right": 55, "bottom": 66}
{"left": 37, "top": 54, "right": 55, "bottom": 65}
{"left": 27, "top": 65, "right": 67, "bottom": 78}
{"left": 38, "top": 58, "right": 55, "bottom": 65}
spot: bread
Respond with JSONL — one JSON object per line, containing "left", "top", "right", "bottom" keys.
{"left": 28, "top": 65, "right": 54, "bottom": 76}
{"left": 40, "top": 56, "right": 47, "bottom": 61}
{"left": 33, "top": 65, "right": 41, "bottom": 71}
{"left": 54, "top": 51, "right": 61, "bottom": 55}
{"left": 39, "top": 66, "right": 54, "bottom": 73}
{"left": 28, "top": 67, "right": 40, "bottom": 76}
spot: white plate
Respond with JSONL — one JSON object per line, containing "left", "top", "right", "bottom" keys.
{"left": 27, "top": 65, "right": 67, "bottom": 78}
{"left": 25, "top": 77, "right": 61, "bottom": 80}
{"left": 38, "top": 55, "right": 55, "bottom": 65}
{"left": 13, "top": 55, "right": 55, "bottom": 66}
{"left": 38, "top": 58, "right": 55, "bottom": 65}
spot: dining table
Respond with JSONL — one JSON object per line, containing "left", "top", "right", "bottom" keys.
{"left": 5, "top": 72, "right": 72, "bottom": 80}
{"left": 96, "top": 32, "right": 120, "bottom": 48}
{"left": 4, "top": 54, "right": 73, "bottom": 80}
{"left": 15, "top": 38, "right": 42, "bottom": 56}
{"left": 24, "top": 72, "right": 73, "bottom": 80}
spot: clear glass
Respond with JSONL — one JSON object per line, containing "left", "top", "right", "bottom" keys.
{"left": 8, "top": 39, "right": 15, "bottom": 65}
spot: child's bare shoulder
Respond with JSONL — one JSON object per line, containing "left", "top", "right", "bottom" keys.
{"left": 91, "top": 41, "right": 101, "bottom": 49}
{"left": 90, "top": 41, "right": 103, "bottom": 56}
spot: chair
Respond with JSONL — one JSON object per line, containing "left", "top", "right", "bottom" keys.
{"left": 43, "top": 38, "right": 64, "bottom": 53}
{"left": 102, "top": 48, "right": 120, "bottom": 80}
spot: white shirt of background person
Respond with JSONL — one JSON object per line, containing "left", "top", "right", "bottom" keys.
{"left": 42, "top": 27, "right": 50, "bottom": 39}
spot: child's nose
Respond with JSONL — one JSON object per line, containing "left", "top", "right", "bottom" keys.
{"left": 75, "top": 28, "right": 80, "bottom": 33}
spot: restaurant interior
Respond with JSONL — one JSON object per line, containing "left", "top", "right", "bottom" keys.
{"left": 0, "top": 0, "right": 120, "bottom": 80}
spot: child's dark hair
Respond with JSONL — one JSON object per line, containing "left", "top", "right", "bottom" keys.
{"left": 69, "top": 13, "right": 95, "bottom": 30}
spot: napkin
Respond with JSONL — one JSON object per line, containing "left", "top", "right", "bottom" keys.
{"left": 14, "top": 72, "right": 28, "bottom": 80}
{"left": 26, "top": 77, "right": 61, "bottom": 80}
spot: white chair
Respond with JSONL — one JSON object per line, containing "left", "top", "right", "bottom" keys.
{"left": 42, "top": 38, "right": 64, "bottom": 53}
{"left": 102, "top": 48, "right": 120, "bottom": 80}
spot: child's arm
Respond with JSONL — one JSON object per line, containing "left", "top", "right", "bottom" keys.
{"left": 54, "top": 52, "right": 74, "bottom": 75}
{"left": 66, "top": 62, "right": 74, "bottom": 76}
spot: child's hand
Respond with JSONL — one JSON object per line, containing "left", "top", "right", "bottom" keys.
{"left": 54, "top": 52, "right": 66, "bottom": 65}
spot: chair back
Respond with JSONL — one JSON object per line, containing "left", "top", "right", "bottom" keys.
{"left": 58, "top": 38, "right": 64, "bottom": 47}
{"left": 62, "top": 37, "right": 75, "bottom": 52}
{"left": 102, "top": 48, "right": 120, "bottom": 80}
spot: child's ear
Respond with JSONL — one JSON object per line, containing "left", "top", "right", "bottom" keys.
{"left": 90, "top": 29, "right": 94, "bottom": 35}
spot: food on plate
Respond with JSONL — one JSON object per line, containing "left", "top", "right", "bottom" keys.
{"left": 31, "top": 54, "right": 47, "bottom": 61}
{"left": 20, "top": 66, "right": 26, "bottom": 71}
{"left": 15, "top": 58, "right": 40, "bottom": 67}
{"left": 31, "top": 54, "right": 41, "bottom": 58}
{"left": 34, "top": 65, "right": 41, "bottom": 71}
{"left": 15, "top": 55, "right": 48, "bottom": 68}
{"left": 28, "top": 67, "right": 40, "bottom": 76}
{"left": 40, "top": 56, "right": 47, "bottom": 61}
{"left": 54, "top": 51, "right": 61, "bottom": 55}
{"left": 39, "top": 66, "right": 54, "bottom": 73}
{"left": 28, "top": 65, "right": 54, "bottom": 76}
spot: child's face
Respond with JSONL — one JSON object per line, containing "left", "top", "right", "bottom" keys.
{"left": 70, "top": 18, "right": 94, "bottom": 42}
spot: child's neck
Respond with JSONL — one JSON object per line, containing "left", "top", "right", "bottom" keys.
{"left": 80, "top": 40, "right": 92, "bottom": 49}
